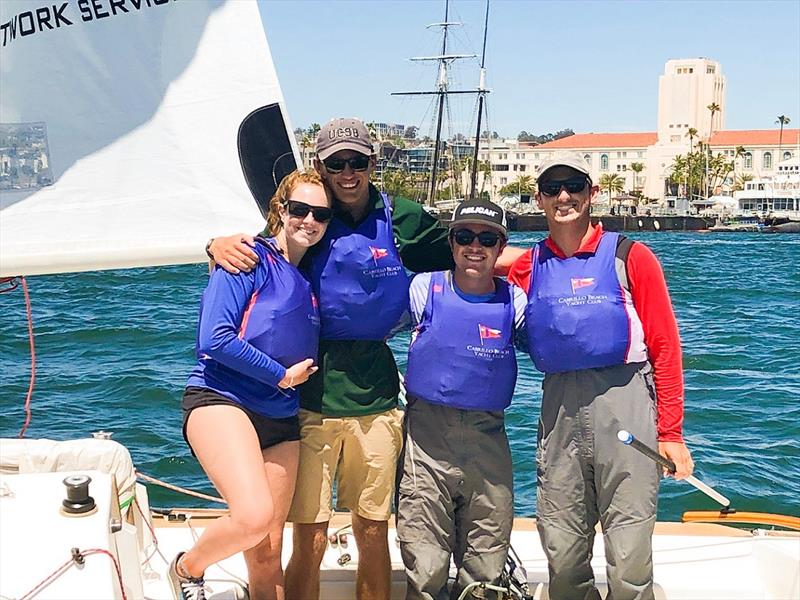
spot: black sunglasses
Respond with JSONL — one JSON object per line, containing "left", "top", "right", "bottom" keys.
{"left": 322, "top": 155, "right": 371, "bottom": 173}
{"left": 285, "top": 200, "right": 333, "bottom": 223}
{"left": 539, "top": 177, "right": 589, "bottom": 197}
{"left": 451, "top": 229, "right": 504, "bottom": 248}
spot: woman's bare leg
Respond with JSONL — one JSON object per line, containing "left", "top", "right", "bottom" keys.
{"left": 244, "top": 440, "right": 299, "bottom": 600}
{"left": 180, "top": 405, "right": 275, "bottom": 578}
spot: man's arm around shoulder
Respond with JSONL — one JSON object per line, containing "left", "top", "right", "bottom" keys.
{"left": 207, "top": 233, "right": 260, "bottom": 274}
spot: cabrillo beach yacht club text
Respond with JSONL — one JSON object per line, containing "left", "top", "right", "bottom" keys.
{"left": 559, "top": 293, "right": 610, "bottom": 306}
{"left": 1, "top": 0, "right": 178, "bottom": 47}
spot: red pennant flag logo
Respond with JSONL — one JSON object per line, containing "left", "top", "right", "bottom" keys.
{"left": 571, "top": 277, "right": 595, "bottom": 294}
{"left": 478, "top": 323, "right": 502, "bottom": 343}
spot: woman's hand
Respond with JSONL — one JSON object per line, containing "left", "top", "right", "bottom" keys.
{"left": 278, "top": 358, "right": 318, "bottom": 389}
{"left": 208, "top": 234, "right": 259, "bottom": 274}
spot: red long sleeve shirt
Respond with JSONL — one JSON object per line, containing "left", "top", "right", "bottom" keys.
{"left": 508, "top": 225, "right": 685, "bottom": 442}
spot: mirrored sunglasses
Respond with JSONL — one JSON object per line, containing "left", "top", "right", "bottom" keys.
{"left": 285, "top": 200, "right": 333, "bottom": 223}
{"left": 539, "top": 177, "right": 589, "bottom": 197}
{"left": 451, "top": 229, "right": 503, "bottom": 248}
{"left": 322, "top": 155, "right": 370, "bottom": 173}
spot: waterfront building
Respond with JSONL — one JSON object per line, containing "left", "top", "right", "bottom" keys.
{"left": 370, "top": 122, "right": 407, "bottom": 139}
{"left": 293, "top": 58, "right": 797, "bottom": 205}
{"left": 467, "top": 58, "right": 799, "bottom": 203}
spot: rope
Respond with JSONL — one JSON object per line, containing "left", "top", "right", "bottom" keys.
{"left": 135, "top": 471, "right": 225, "bottom": 504}
{"left": 0, "top": 276, "right": 36, "bottom": 437}
{"left": 133, "top": 497, "right": 169, "bottom": 567}
{"left": 18, "top": 548, "right": 127, "bottom": 600}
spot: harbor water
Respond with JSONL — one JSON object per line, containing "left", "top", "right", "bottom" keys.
{"left": 1, "top": 232, "right": 798, "bottom": 521}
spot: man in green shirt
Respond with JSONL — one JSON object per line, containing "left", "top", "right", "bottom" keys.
{"left": 208, "top": 117, "right": 454, "bottom": 599}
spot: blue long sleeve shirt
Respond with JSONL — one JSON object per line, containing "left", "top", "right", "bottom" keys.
{"left": 186, "top": 240, "right": 319, "bottom": 418}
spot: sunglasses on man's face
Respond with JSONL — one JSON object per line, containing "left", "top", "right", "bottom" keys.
{"left": 539, "top": 177, "right": 589, "bottom": 197}
{"left": 451, "top": 229, "right": 504, "bottom": 248}
{"left": 322, "top": 155, "right": 371, "bottom": 174}
{"left": 285, "top": 200, "right": 333, "bottom": 223}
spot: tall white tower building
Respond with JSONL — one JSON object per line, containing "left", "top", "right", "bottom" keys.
{"left": 644, "top": 58, "right": 726, "bottom": 198}
{"left": 657, "top": 58, "right": 726, "bottom": 143}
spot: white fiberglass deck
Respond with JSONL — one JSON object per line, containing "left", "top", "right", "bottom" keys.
{"left": 1, "top": 470, "right": 798, "bottom": 599}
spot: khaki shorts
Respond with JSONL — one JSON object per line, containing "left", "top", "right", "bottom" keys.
{"left": 288, "top": 408, "right": 403, "bottom": 523}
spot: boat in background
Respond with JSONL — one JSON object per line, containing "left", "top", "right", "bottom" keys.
{"left": 1, "top": 1, "right": 798, "bottom": 599}
{"left": 731, "top": 156, "right": 800, "bottom": 231}
{"left": 390, "top": 0, "right": 492, "bottom": 209}
{"left": 708, "top": 215, "right": 763, "bottom": 232}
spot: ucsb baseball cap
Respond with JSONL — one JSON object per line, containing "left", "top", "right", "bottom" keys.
{"left": 316, "top": 118, "right": 375, "bottom": 160}
{"left": 536, "top": 153, "right": 592, "bottom": 182}
{"left": 450, "top": 199, "right": 508, "bottom": 236}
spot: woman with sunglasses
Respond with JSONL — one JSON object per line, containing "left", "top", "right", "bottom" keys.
{"left": 169, "top": 170, "right": 333, "bottom": 600}
{"left": 398, "top": 198, "right": 527, "bottom": 600}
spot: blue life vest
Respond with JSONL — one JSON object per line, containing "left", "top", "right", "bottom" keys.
{"left": 405, "top": 271, "right": 517, "bottom": 411}
{"left": 308, "top": 192, "right": 410, "bottom": 340}
{"left": 189, "top": 238, "right": 320, "bottom": 418}
{"left": 525, "top": 231, "right": 636, "bottom": 373}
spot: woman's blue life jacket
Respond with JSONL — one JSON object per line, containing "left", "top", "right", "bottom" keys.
{"left": 187, "top": 238, "right": 320, "bottom": 418}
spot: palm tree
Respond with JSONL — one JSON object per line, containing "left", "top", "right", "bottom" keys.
{"left": 734, "top": 173, "right": 754, "bottom": 192}
{"left": 705, "top": 104, "right": 721, "bottom": 197}
{"left": 669, "top": 154, "right": 687, "bottom": 197}
{"left": 686, "top": 127, "right": 698, "bottom": 150}
{"left": 381, "top": 169, "right": 410, "bottom": 198}
{"left": 299, "top": 134, "right": 313, "bottom": 168}
{"left": 630, "top": 162, "right": 645, "bottom": 196}
{"left": 776, "top": 115, "right": 791, "bottom": 160}
{"left": 498, "top": 175, "right": 535, "bottom": 198}
{"left": 366, "top": 122, "right": 379, "bottom": 140}
{"left": 599, "top": 173, "right": 625, "bottom": 210}
{"left": 707, "top": 103, "right": 721, "bottom": 138}
{"left": 685, "top": 128, "right": 698, "bottom": 199}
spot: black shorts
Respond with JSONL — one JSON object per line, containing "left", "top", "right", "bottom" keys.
{"left": 182, "top": 386, "right": 300, "bottom": 456}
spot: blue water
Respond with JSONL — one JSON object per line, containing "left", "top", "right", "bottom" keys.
{"left": 1, "top": 232, "right": 798, "bottom": 521}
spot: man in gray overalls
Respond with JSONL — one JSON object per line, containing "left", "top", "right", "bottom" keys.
{"left": 508, "top": 154, "right": 694, "bottom": 600}
{"left": 398, "top": 198, "right": 527, "bottom": 599}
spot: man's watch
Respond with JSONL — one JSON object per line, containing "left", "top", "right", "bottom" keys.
{"left": 205, "top": 238, "right": 215, "bottom": 261}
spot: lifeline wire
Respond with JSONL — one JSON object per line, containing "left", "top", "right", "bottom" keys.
{"left": 18, "top": 548, "right": 126, "bottom": 600}
{"left": 0, "top": 276, "right": 36, "bottom": 438}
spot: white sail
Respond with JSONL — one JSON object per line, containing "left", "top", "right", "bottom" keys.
{"left": 0, "top": 0, "right": 297, "bottom": 277}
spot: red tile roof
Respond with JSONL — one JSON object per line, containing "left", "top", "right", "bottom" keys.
{"left": 535, "top": 132, "right": 658, "bottom": 149}
{"left": 708, "top": 129, "right": 800, "bottom": 147}
{"left": 532, "top": 129, "right": 799, "bottom": 150}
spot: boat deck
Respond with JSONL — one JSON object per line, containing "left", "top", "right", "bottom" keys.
{"left": 145, "top": 510, "right": 798, "bottom": 600}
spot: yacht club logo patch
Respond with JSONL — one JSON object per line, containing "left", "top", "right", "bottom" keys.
{"left": 361, "top": 246, "right": 401, "bottom": 279}
{"left": 571, "top": 277, "right": 595, "bottom": 294}
{"left": 478, "top": 323, "right": 502, "bottom": 343}
{"left": 467, "top": 323, "right": 510, "bottom": 359}
{"left": 369, "top": 246, "right": 388, "bottom": 264}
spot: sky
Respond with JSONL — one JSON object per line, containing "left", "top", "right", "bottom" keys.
{"left": 259, "top": 0, "right": 800, "bottom": 139}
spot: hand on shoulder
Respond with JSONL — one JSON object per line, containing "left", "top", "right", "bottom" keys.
{"left": 208, "top": 234, "right": 259, "bottom": 274}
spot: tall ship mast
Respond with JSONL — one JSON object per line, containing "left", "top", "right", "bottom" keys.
{"left": 392, "top": 0, "right": 490, "bottom": 207}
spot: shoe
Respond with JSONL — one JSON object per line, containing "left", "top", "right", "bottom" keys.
{"left": 168, "top": 552, "right": 207, "bottom": 600}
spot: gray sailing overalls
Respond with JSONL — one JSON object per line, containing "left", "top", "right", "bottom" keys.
{"left": 537, "top": 361, "right": 661, "bottom": 600}
{"left": 397, "top": 396, "right": 514, "bottom": 600}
